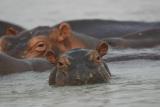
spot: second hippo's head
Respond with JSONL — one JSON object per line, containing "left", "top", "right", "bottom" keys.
{"left": 49, "top": 41, "right": 111, "bottom": 86}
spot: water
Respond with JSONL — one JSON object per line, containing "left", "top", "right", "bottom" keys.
{"left": 0, "top": 0, "right": 160, "bottom": 107}
{"left": 0, "top": 59, "right": 160, "bottom": 107}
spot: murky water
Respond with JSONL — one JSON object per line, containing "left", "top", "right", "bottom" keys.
{"left": 0, "top": 0, "right": 160, "bottom": 107}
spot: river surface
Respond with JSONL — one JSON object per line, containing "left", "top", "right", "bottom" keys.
{"left": 0, "top": 0, "right": 160, "bottom": 107}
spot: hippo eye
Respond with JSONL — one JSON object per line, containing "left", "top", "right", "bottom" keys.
{"left": 96, "top": 56, "right": 100, "bottom": 61}
{"left": 38, "top": 44, "right": 44, "bottom": 47}
{"left": 58, "top": 62, "right": 64, "bottom": 67}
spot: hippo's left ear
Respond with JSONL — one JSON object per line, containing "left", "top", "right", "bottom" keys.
{"left": 46, "top": 51, "right": 57, "bottom": 64}
{"left": 96, "top": 40, "right": 109, "bottom": 57}
{"left": 5, "top": 27, "right": 17, "bottom": 36}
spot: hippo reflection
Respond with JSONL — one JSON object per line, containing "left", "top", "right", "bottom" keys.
{"left": 49, "top": 42, "right": 111, "bottom": 86}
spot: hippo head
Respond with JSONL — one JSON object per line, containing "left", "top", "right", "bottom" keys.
{"left": 0, "top": 26, "right": 54, "bottom": 58}
{"left": 49, "top": 41, "right": 111, "bottom": 86}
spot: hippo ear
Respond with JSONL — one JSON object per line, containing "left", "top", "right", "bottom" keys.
{"left": 49, "top": 23, "right": 72, "bottom": 42}
{"left": 58, "top": 22, "right": 71, "bottom": 38}
{"left": 5, "top": 27, "right": 17, "bottom": 36}
{"left": 46, "top": 51, "right": 57, "bottom": 64}
{"left": 96, "top": 40, "right": 109, "bottom": 57}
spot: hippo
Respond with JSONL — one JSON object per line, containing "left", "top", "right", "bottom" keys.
{"left": 1, "top": 19, "right": 160, "bottom": 59}
{"left": 49, "top": 20, "right": 160, "bottom": 51}
{"left": 65, "top": 19, "right": 160, "bottom": 39}
{"left": 0, "top": 52, "right": 54, "bottom": 75}
{"left": 106, "top": 28, "right": 160, "bottom": 49}
{"left": 0, "top": 26, "right": 53, "bottom": 58}
{"left": 0, "top": 20, "right": 25, "bottom": 37}
{"left": 0, "top": 23, "right": 101, "bottom": 59}
{"left": 49, "top": 41, "right": 111, "bottom": 86}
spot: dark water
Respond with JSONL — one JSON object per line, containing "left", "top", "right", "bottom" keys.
{"left": 0, "top": 0, "right": 160, "bottom": 107}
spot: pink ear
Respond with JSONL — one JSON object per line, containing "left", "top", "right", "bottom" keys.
{"left": 58, "top": 22, "right": 71, "bottom": 36}
{"left": 5, "top": 27, "right": 17, "bottom": 36}
{"left": 46, "top": 51, "right": 57, "bottom": 64}
{"left": 96, "top": 40, "right": 109, "bottom": 57}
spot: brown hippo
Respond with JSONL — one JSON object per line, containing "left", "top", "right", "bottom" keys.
{"left": 0, "top": 52, "right": 54, "bottom": 75}
{"left": 49, "top": 42, "right": 111, "bottom": 86}
{"left": 106, "top": 28, "right": 160, "bottom": 49}
{"left": 0, "top": 23, "right": 101, "bottom": 59}
{"left": 0, "top": 20, "right": 25, "bottom": 37}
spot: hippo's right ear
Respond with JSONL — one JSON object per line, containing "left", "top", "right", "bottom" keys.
{"left": 96, "top": 40, "right": 109, "bottom": 57}
{"left": 49, "top": 22, "right": 72, "bottom": 42}
{"left": 46, "top": 51, "right": 57, "bottom": 64}
{"left": 58, "top": 22, "right": 71, "bottom": 36}
{"left": 5, "top": 27, "right": 17, "bottom": 36}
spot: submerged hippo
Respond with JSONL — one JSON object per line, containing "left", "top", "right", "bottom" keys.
{"left": 49, "top": 41, "right": 111, "bottom": 86}
{"left": 106, "top": 28, "right": 160, "bottom": 48}
{"left": 66, "top": 19, "right": 160, "bottom": 39}
{"left": 0, "top": 52, "right": 54, "bottom": 75}
{"left": 0, "top": 20, "right": 25, "bottom": 37}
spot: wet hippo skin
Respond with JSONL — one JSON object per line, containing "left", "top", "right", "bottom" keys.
{"left": 65, "top": 19, "right": 160, "bottom": 39}
{"left": 106, "top": 28, "right": 160, "bottom": 48}
{"left": 49, "top": 41, "right": 110, "bottom": 86}
{"left": 0, "top": 53, "right": 53, "bottom": 75}
{"left": 53, "top": 20, "right": 160, "bottom": 49}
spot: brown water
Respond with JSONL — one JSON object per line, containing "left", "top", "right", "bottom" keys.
{"left": 0, "top": 0, "right": 160, "bottom": 107}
